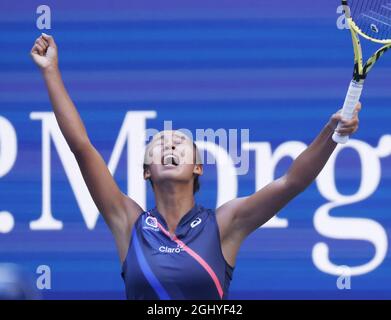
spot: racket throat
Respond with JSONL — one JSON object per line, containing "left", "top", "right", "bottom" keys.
{"left": 353, "top": 63, "right": 367, "bottom": 81}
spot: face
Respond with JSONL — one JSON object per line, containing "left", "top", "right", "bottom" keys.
{"left": 144, "top": 130, "right": 203, "bottom": 186}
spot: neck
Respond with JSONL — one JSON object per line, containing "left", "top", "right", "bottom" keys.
{"left": 153, "top": 181, "right": 195, "bottom": 235}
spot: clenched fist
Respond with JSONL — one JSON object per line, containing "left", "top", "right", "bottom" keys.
{"left": 30, "top": 33, "right": 58, "bottom": 70}
{"left": 328, "top": 102, "right": 361, "bottom": 137}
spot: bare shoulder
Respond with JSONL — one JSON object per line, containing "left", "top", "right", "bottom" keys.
{"left": 215, "top": 197, "right": 248, "bottom": 242}
{"left": 121, "top": 193, "right": 144, "bottom": 227}
{"left": 215, "top": 197, "right": 249, "bottom": 267}
{"left": 114, "top": 194, "right": 144, "bottom": 263}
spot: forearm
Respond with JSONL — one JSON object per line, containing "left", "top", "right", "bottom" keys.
{"left": 42, "top": 66, "right": 90, "bottom": 153}
{"left": 286, "top": 121, "right": 337, "bottom": 189}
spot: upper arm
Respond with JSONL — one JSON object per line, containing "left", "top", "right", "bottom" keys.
{"left": 217, "top": 175, "right": 304, "bottom": 243}
{"left": 73, "top": 141, "right": 143, "bottom": 235}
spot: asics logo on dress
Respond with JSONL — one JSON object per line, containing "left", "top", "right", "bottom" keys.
{"left": 190, "top": 217, "right": 202, "bottom": 228}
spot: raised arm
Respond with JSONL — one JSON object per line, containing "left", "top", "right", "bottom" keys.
{"left": 30, "top": 34, "right": 143, "bottom": 261}
{"left": 217, "top": 106, "right": 361, "bottom": 246}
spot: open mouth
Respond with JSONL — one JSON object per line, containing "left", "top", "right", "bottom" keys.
{"left": 162, "top": 154, "right": 180, "bottom": 166}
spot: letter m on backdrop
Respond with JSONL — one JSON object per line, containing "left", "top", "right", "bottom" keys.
{"left": 29, "top": 111, "right": 156, "bottom": 230}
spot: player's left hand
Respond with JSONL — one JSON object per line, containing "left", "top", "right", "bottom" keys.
{"left": 329, "top": 102, "right": 361, "bottom": 136}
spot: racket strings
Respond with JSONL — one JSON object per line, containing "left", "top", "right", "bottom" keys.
{"left": 349, "top": 0, "right": 391, "bottom": 40}
{"left": 375, "top": 9, "right": 391, "bottom": 39}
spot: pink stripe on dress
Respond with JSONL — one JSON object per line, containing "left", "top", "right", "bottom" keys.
{"left": 156, "top": 221, "right": 224, "bottom": 299}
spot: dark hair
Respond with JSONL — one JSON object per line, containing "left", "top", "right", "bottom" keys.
{"left": 143, "top": 142, "right": 201, "bottom": 194}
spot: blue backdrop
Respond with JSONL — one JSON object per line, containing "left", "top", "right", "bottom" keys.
{"left": 0, "top": 0, "right": 390, "bottom": 299}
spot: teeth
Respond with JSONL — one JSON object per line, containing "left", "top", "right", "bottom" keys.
{"left": 163, "top": 154, "right": 179, "bottom": 166}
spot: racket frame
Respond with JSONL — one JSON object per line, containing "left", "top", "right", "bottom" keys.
{"left": 332, "top": 0, "right": 391, "bottom": 143}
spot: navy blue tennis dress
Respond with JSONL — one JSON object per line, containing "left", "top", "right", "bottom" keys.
{"left": 121, "top": 204, "right": 235, "bottom": 300}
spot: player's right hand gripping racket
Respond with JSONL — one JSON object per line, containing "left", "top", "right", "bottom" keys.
{"left": 333, "top": 0, "right": 391, "bottom": 144}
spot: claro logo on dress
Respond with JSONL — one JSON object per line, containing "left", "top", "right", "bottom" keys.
{"left": 159, "top": 244, "right": 184, "bottom": 254}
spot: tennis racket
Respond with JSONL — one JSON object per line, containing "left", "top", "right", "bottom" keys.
{"left": 332, "top": 0, "right": 391, "bottom": 144}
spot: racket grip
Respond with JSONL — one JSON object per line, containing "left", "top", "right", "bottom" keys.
{"left": 332, "top": 80, "right": 363, "bottom": 144}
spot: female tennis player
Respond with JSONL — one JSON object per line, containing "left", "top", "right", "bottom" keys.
{"left": 31, "top": 34, "right": 361, "bottom": 300}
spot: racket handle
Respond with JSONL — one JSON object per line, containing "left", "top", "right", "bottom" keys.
{"left": 332, "top": 80, "right": 363, "bottom": 144}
